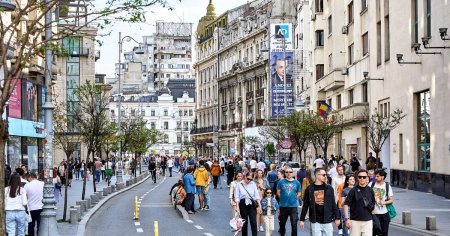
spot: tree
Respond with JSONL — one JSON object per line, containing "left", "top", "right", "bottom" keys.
{"left": 309, "top": 113, "right": 344, "bottom": 160}
{"left": 243, "top": 136, "right": 261, "bottom": 159}
{"left": 53, "top": 101, "right": 82, "bottom": 221}
{"left": 129, "top": 121, "right": 161, "bottom": 174}
{"left": 281, "top": 111, "right": 313, "bottom": 163}
{"left": 366, "top": 108, "right": 405, "bottom": 167}
{"left": 75, "top": 81, "right": 110, "bottom": 200}
{"left": 0, "top": 0, "right": 180, "bottom": 232}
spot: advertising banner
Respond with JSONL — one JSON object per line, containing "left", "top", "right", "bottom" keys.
{"left": 8, "top": 79, "right": 22, "bottom": 118}
{"left": 22, "top": 81, "right": 38, "bottom": 121}
{"left": 8, "top": 118, "right": 45, "bottom": 138}
{"left": 271, "top": 51, "right": 295, "bottom": 118}
{"left": 270, "top": 23, "right": 293, "bottom": 51}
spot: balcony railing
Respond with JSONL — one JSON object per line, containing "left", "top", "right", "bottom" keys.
{"left": 246, "top": 120, "right": 254, "bottom": 127}
{"left": 67, "top": 47, "right": 90, "bottom": 57}
{"left": 190, "top": 126, "right": 214, "bottom": 134}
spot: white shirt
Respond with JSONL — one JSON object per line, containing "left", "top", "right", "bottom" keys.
{"left": 331, "top": 175, "right": 345, "bottom": 198}
{"left": 167, "top": 159, "right": 174, "bottom": 168}
{"left": 24, "top": 179, "right": 44, "bottom": 210}
{"left": 234, "top": 181, "right": 260, "bottom": 205}
{"left": 250, "top": 160, "right": 257, "bottom": 169}
{"left": 220, "top": 160, "right": 225, "bottom": 168}
{"left": 257, "top": 161, "right": 266, "bottom": 171}
{"left": 314, "top": 158, "right": 325, "bottom": 168}
{"left": 372, "top": 182, "right": 393, "bottom": 214}
{"left": 267, "top": 197, "right": 273, "bottom": 216}
{"left": 328, "top": 167, "right": 337, "bottom": 179}
{"left": 105, "top": 161, "right": 113, "bottom": 169}
{"left": 5, "top": 187, "right": 27, "bottom": 211}
{"left": 206, "top": 161, "right": 213, "bottom": 168}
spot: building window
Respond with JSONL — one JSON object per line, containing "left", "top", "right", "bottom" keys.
{"left": 328, "top": 15, "right": 332, "bottom": 35}
{"left": 348, "top": 1, "right": 354, "bottom": 24}
{"left": 362, "top": 83, "right": 368, "bottom": 102}
{"left": 315, "top": 64, "right": 324, "bottom": 81}
{"left": 399, "top": 133, "right": 403, "bottom": 164}
{"left": 315, "top": 0, "right": 324, "bottom": 13}
{"left": 316, "top": 30, "right": 324, "bottom": 46}
{"left": 384, "top": 15, "right": 390, "bottom": 61}
{"left": 412, "top": 0, "right": 419, "bottom": 44}
{"left": 164, "top": 121, "right": 169, "bottom": 130}
{"left": 377, "top": 22, "right": 382, "bottom": 65}
{"left": 151, "top": 110, "right": 155, "bottom": 116}
{"left": 361, "top": 0, "right": 368, "bottom": 12}
{"left": 349, "top": 89, "right": 354, "bottom": 105}
{"left": 163, "top": 109, "right": 168, "bottom": 116}
{"left": 348, "top": 44, "right": 354, "bottom": 64}
{"left": 151, "top": 122, "right": 156, "bottom": 129}
{"left": 362, "top": 33, "right": 369, "bottom": 56}
{"left": 425, "top": 0, "right": 431, "bottom": 37}
{"left": 189, "top": 109, "right": 193, "bottom": 116}
{"left": 417, "top": 90, "right": 430, "bottom": 171}
{"left": 337, "top": 94, "right": 342, "bottom": 109}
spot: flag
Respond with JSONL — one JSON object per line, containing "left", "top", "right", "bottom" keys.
{"left": 319, "top": 101, "right": 332, "bottom": 118}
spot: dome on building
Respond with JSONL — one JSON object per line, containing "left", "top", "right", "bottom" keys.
{"left": 196, "top": 0, "right": 217, "bottom": 38}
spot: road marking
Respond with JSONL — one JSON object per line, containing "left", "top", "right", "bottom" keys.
{"left": 186, "top": 219, "right": 193, "bottom": 223}
{"left": 134, "top": 222, "right": 141, "bottom": 226}
{"left": 194, "top": 225, "right": 204, "bottom": 230}
{"left": 136, "top": 228, "right": 143, "bottom": 233}
{"left": 204, "top": 233, "right": 214, "bottom": 236}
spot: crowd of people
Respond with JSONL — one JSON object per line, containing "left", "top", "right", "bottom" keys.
{"left": 170, "top": 153, "right": 393, "bottom": 236}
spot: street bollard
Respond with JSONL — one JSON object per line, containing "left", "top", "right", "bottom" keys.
{"left": 76, "top": 201, "right": 86, "bottom": 214}
{"left": 70, "top": 209, "right": 79, "bottom": 224}
{"left": 103, "top": 187, "right": 109, "bottom": 196}
{"left": 97, "top": 191, "right": 104, "bottom": 200}
{"left": 154, "top": 221, "right": 159, "bottom": 236}
{"left": 402, "top": 211, "right": 412, "bottom": 225}
{"left": 134, "top": 196, "right": 139, "bottom": 220}
{"left": 111, "top": 185, "right": 116, "bottom": 192}
{"left": 73, "top": 205, "right": 81, "bottom": 217}
{"left": 426, "top": 216, "right": 436, "bottom": 230}
{"left": 91, "top": 194, "right": 99, "bottom": 204}
{"left": 85, "top": 198, "right": 91, "bottom": 209}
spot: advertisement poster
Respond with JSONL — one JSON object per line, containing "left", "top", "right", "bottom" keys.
{"left": 8, "top": 79, "right": 22, "bottom": 118}
{"left": 271, "top": 51, "right": 295, "bottom": 118}
{"left": 270, "top": 23, "right": 293, "bottom": 51}
{"left": 27, "top": 140, "right": 38, "bottom": 173}
{"left": 22, "top": 81, "right": 38, "bottom": 121}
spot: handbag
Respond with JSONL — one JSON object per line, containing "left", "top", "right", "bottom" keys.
{"left": 384, "top": 182, "right": 397, "bottom": 219}
{"left": 241, "top": 183, "right": 259, "bottom": 208}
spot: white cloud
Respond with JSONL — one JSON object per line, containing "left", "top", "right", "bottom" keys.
{"left": 95, "top": 0, "right": 245, "bottom": 78}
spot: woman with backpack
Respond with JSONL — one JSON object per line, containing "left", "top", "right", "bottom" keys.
{"left": 210, "top": 160, "right": 222, "bottom": 189}
{"left": 5, "top": 173, "right": 28, "bottom": 236}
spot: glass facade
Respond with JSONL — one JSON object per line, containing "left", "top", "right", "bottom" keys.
{"left": 417, "top": 90, "right": 430, "bottom": 171}
{"left": 63, "top": 37, "right": 81, "bottom": 132}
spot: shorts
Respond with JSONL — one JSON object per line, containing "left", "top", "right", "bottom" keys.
{"left": 196, "top": 186, "right": 205, "bottom": 195}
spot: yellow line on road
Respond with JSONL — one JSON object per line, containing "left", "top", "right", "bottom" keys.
{"left": 154, "top": 220, "right": 159, "bottom": 236}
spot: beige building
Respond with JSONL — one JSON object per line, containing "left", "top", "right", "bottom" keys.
{"left": 299, "top": 0, "right": 450, "bottom": 197}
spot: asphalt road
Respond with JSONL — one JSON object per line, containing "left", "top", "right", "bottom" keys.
{"left": 85, "top": 173, "right": 427, "bottom": 236}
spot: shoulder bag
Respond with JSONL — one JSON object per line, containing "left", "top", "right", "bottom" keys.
{"left": 241, "top": 183, "right": 259, "bottom": 208}
{"left": 385, "top": 182, "right": 397, "bottom": 219}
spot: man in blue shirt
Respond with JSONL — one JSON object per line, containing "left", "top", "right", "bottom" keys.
{"left": 183, "top": 166, "right": 196, "bottom": 214}
{"left": 276, "top": 167, "right": 301, "bottom": 236}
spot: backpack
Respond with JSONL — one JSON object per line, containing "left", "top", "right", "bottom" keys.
{"left": 211, "top": 164, "right": 221, "bottom": 176}
{"left": 175, "top": 187, "right": 186, "bottom": 205}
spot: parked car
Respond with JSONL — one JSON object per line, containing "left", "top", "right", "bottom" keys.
{"left": 279, "top": 161, "right": 301, "bottom": 178}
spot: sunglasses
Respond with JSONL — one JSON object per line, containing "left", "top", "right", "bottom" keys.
{"left": 285, "top": 171, "right": 293, "bottom": 173}
{"left": 247, "top": 178, "right": 253, "bottom": 181}
{"left": 318, "top": 174, "right": 327, "bottom": 177}
{"left": 358, "top": 176, "right": 368, "bottom": 179}
{"left": 266, "top": 192, "right": 272, "bottom": 194}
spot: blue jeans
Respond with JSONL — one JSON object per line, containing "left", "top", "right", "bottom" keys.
{"left": 205, "top": 187, "right": 211, "bottom": 207}
{"left": 95, "top": 170, "right": 101, "bottom": 182}
{"left": 340, "top": 208, "right": 350, "bottom": 236}
{"left": 6, "top": 210, "right": 27, "bottom": 236}
{"left": 310, "top": 222, "right": 333, "bottom": 236}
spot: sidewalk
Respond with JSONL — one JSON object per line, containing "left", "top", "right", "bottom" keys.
{"left": 391, "top": 187, "right": 450, "bottom": 236}
{"left": 56, "top": 170, "right": 146, "bottom": 235}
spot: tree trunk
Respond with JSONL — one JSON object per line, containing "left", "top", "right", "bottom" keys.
{"left": 92, "top": 151, "right": 97, "bottom": 192}
{"left": 0, "top": 119, "right": 8, "bottom": 235}
{"left": 62, "top": 161, "right": 69, "bottom": 221}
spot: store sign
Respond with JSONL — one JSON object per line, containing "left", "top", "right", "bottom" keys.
{"left": 8, "top": 118, "right": 45, "bottom": 138}
{"left": 8, "top": 80, "right": 22, "bottom": 118}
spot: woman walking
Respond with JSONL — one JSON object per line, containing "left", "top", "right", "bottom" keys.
{"left": 339, "top": 175, "right": 355, "bottom": 236}
{"left": 254, "top": 169, "right": 270, "bottom": 232}
{"left": 5, "top": 173, "right": 28, "bottom": 236}
{"left": 234, "top": 172, "right": 262, "bottom": 236}
{"left": 53, "top": 168, "right": 62, "bottom": 206}
{"left": 261, "top": 188, "right": 279, "bottom": 236}
{"left": 229, "top": 171, "right": 243, "bottom": 217}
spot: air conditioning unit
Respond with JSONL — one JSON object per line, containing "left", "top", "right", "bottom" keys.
{"left": 342, "top": 26, "right": 348, "bottom": 34}
{"left": 341, "top": 67, "right": 348, "bottom": 75}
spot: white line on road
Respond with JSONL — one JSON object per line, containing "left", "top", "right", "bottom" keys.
{"left": 194, "top": 225, "right": 204, "bottom": 230}
{"left": 136, "top": 228, "right": 143, "bottom": 233}
{"left": 204, "top": 233, "right": 214, "bottom": 236}
{"left": 186, "top": 220, "right": 193, "bottom": 223}
{"left": 134, "top": 222, "right": 141, "bottom": 226}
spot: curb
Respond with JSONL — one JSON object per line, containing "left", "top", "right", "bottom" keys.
{"left": 391, "top": 222, "right": 447, "bottom": 236}
{"left": 75, "top": 172, "right": 151, "bottom": 236}
{"left": 175, "top": 205, "right": 190, "bottom": 221}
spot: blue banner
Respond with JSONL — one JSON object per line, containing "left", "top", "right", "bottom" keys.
{"left": 8, "top": 118, "right": 45, "bottom": 138}
{"left": 271, "top": 51, "right": 294, "bottom": 118}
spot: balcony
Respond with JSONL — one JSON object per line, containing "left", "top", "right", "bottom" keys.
{"left": 246, "top": 91, "right": 254, "bottom": 100}
{"left": 316, "top": 69, "right": 345, "bottom": 92}
{"left": 68, "top": 47, "right": 90, "bottom": 57}
{"left": 255, "top": 119, "right": 264, "bottom": 126}
{"left": 255, "top": 88, "right": 265, "bottom": 98}
{"left": 337, "top": 103, "right": 369, "bottom": 125}
{"left": 190, "top": 126, "right": 214, "bottom": 134}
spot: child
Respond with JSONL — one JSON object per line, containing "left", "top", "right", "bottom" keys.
{"left": 261, "top": 189, "right": 279, "bottom": 236}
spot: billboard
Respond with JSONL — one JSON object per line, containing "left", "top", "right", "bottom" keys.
{"left": 270, "top": 23, "right": 293, "bottom": 51}
{"left": 8, "top": 79, "right": 22, "bottom": 118}
{"left": 22, "top": 81, "right": 38, "bottom": 121}
{"left": 271, "top": 51, "right": 295, "bottom": 118}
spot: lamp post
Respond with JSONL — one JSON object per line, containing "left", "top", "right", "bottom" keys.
{"left": 117, "top": 32, "right": 143, "bottom": 183}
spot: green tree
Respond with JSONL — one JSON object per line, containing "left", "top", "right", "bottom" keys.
{"left": 309, "top": 113, "right": 344, "bottom": 160}
{"left": 281, "top": 111, "right": 313, "bottom": 163}
{"left": 366, "top": 108, "right": 405, "bottom": 167}
{"left": 243, "top": 136, "right": 261, "bottom": 158}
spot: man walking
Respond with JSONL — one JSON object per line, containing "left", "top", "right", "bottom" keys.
{"left": 148, "top": 159, "right": 157, "bottom": 183}
{"left": 24, "top": 172, "right": 44, "bottom": 236}
{"left": 300, "top": 168, "right": 340, "bottom": 235}
{"left": 344, "top": 169, "right": 375, "bottom": 236}
{"left": 167, "top": 157, "right": 174, "bottom": 177}
{"left": 94, "top": 158, "right": 102, "bottom": 183}
{"left": 371, "top": 169, "right": 394, "bottom": 236}
{"left": 210, "top": 160, "right": 221, "bottom": 189}
{"left": 276, "top": 167, "right": 301, "bottom": 236}
{"left": 332, "top": 165, "right": 346, "bottom": 235}
{"left": 183, "top": 166, "right": 196, "bottom": 214}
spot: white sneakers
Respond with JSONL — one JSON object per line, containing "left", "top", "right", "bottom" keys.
{"left": 259, "top": 226, "right": 264, "bottom": 232}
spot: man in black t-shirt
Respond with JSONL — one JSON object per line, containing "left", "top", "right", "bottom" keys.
{"left": 344, "top": 169, "right": 375, "bottom": 236}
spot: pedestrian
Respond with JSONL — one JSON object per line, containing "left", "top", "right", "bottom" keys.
{"left": 160, "top": 157, "right": 167, "bottom": 177}
{"left": 183, "top": 166, "right": 196, "bottom": 214}
{"left": 94, "top": 158, "right": 102, "bottom": 183}
{"left": 148, "top": 159, "right": 157, "bottom": 183}
{"left": 220, "top": 158, "right": 225, "bottom": 176}
{"left": 332, "top": 165, "right": 346, "bottom": 210}
{"left": 366, "top": 152, "right": 377, "bottom": 170}
{"left": 193, "top": 160, "right": 209, "bottom": 210}
{"left": 105, "top": 159, "right": 113, "bottom": 183}
{"left": 52, "top": 168, "right": 62, "bottom": 206}
{"left": 167, "top": 157, "right": 174, "bottom": 177}
{"left": 339, "top": 175, "right": 355, "bottom": 236}
{"left": 24, "top": 172, "right": 44, "bottom": 236}
{"left": 210, "top": 160, "right": 221, "bottom": 189}
{"left": 344, "top": 169, "right": 376, "bottom": 236}
{"left": 267, "top": 164, "right": 278, "bottom": 189}
{"left": 277, "top": 167, "right": 302, "bottom": 236}
{"left": 350, "top": 155, "right": 360, "bottom": 173}
{"left": 5, "top": 163, "right": 12, "bottom": 187}
{"left": 67, "top": 159, "right": 73, "bottom": 187}
{"left": 314, "top": 156, "right": 325, "bottom": 169}
{"left": 300, "top": 168, "right": 340, "bottom": 235}
{"left": 229, "top": 171, "right": 243, "bottom": 217}
{"left": 301, "top": 169, "right": 313, "bottom": 202}
{"left": 16, "top": 168, "right": 28, "bottom": 187}
{"left": 101, "top": 159, "right": 106, "bottom": 180}
{"left": 57, "top": 162, "right": 66, "bottom": 185}
{"left": 234, "top": 171, "right": 262, "bottom": 236}
{"left": 254, "top": 169, "right": 270, "bottom": 232}
{"left": 261, "top": 188, "right": 278, "bottom": 236}
{"left": 80, "top": 160, "right": 85, "bottom": 180}
{"left": 296, "top": 163, "right": 307, "bottom": 183}
{"left": 203, "top": 162, "right": 212, "bottom": 210}
{"left": 5, "top": 173, "right": 28, "bottom": 236}
{"left": 271, "top": 170, "right": 285, "bottom": 203}
{"left": 226, "top": 160, "right": 235, "bottom": 186}
{"left": 124, "top": 158, "right": 130, "bottom": 176}
{"left": 370, "top": 169, "right": 394, "bottom": 236}
{"left": 368, "top": 169, "right": 376, "bottom": 183}
{"left": 249, "top": 157, "right": 257, "bottom": 173}
{"left": 257, "top": 158, "right": 266, "bottom": 173}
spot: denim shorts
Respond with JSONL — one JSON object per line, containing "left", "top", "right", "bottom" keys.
{"left": 196, "top": 186, "right": 205, "bottom": 195}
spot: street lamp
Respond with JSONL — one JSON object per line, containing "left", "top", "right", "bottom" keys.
{"left": 116, "top": 32, "right": 144, "bottom": 183}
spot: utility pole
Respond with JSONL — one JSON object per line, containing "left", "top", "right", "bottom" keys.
{"left": 116, "top": 32, "right": 124, "bottom": 183}
{"left": 39, "top": 0, "right": 59, "bottom": 234}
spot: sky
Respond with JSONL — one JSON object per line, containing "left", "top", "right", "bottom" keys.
{"left": 95, "top": 0, "right": 247, "bottom": 78}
